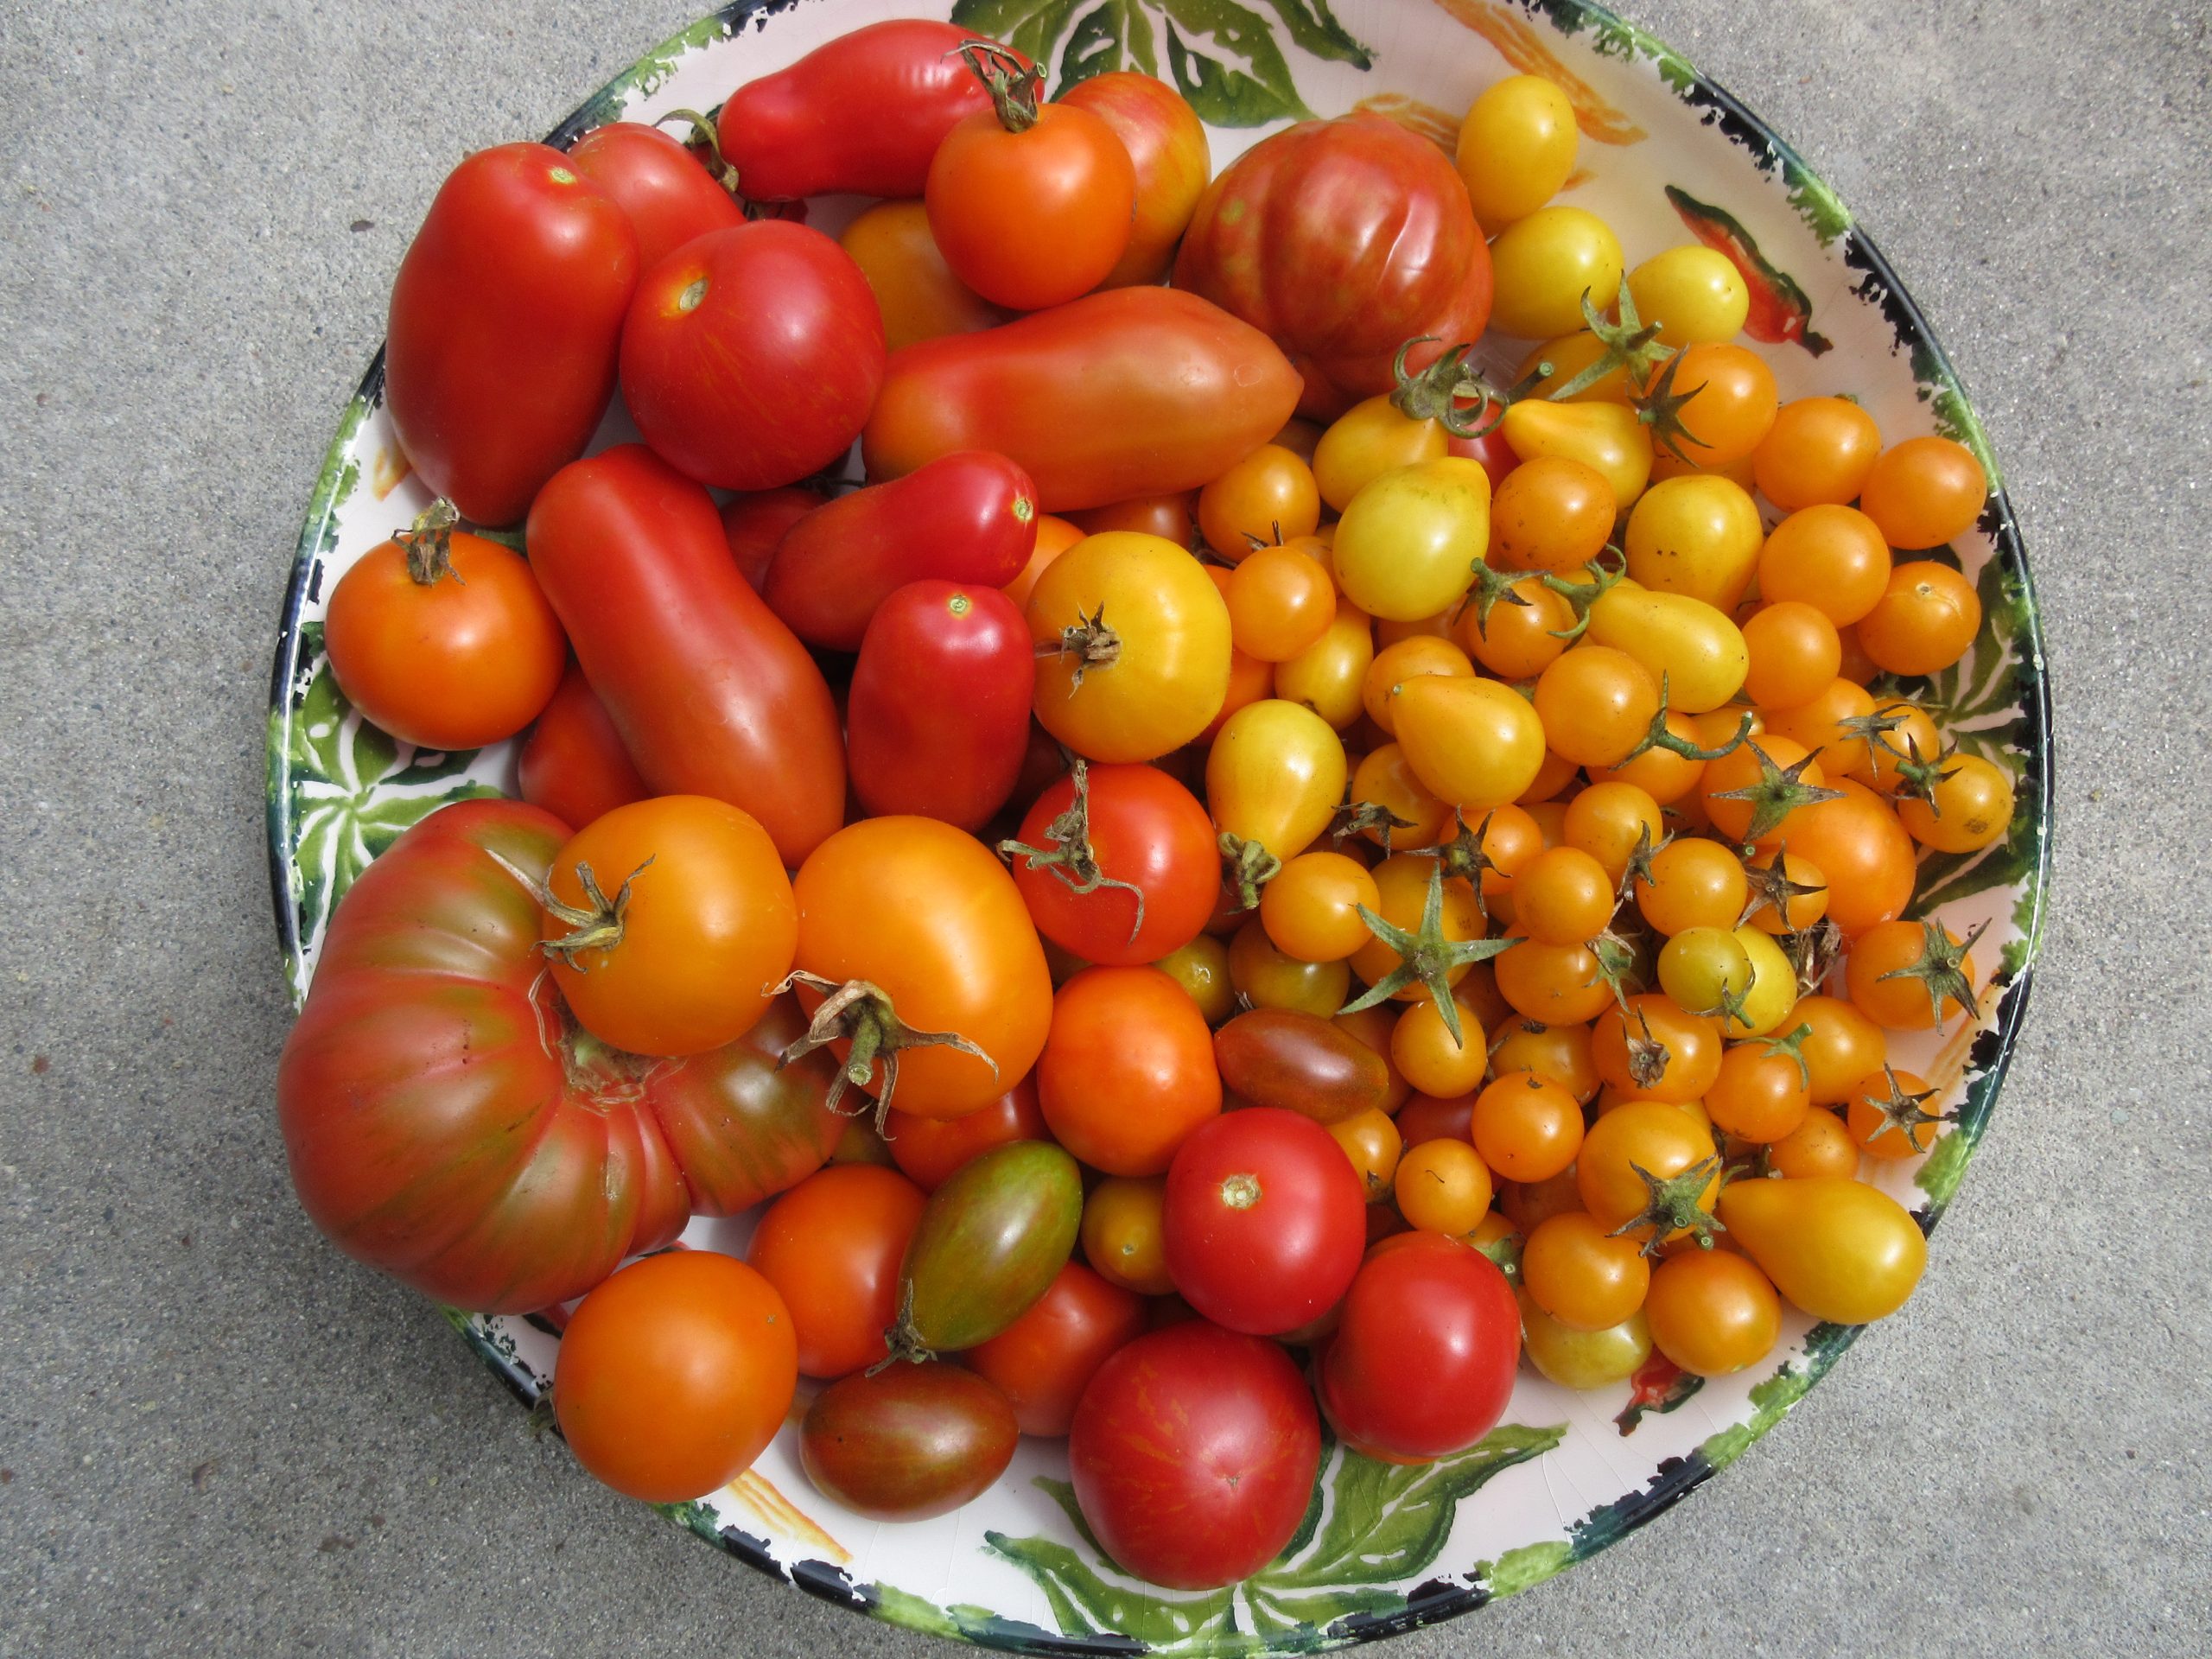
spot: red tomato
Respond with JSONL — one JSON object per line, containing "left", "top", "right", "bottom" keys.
{"left": 385, "top": 143, "right": 637, "bottom": 524}
{"left": 620, "top": 221, "right": 884, "bottom": 492}
{"left": 1163, "top": 1108, "right": 1365, "bottom": 1336}
{"left": 760, "top": 450, "right": 1039, "bottom": 651}
{"left": 863, "top": 287, "right": 1302, "bottom": 512}
{"left": 1061, "top": 72, "right": 1211, "bottom": 289}
{"left": 966, "top": 1260, "right": 1147, "bottom": 1436}
{"left": 322, "top": 519, "right": 565, "bottom": 751}
{"left": 526, "top": 444, "right": 846, "bottom": 866}
{"left": 926, "top": 48, "right": 1135, "bottom": 310}
{"left": 1318, "top": 1233, "right": 1520, "bottom": 1462}
{"left": 566, "top": 120, "right": 747, "bottom": 271}
{"left": 715, "top": 21, "right": 1027, "bottom": 201}
{"left": 886, "top": 1077, "right": 1046, "bottom": 1192}
{"left": 554, "top": 1251, "right": 795, "bottom": 1503}
{"left": 1069, "top": 1321, "right": 1322, "bottom": 1591}
{"left": 792, "top": 817, "right": 1055, "bottom": 1121}
{"left": 1005, "top": 762, "right": 1219, "bottom": 967}
{"left": 747, "top": 1164, "right": 927, "bottom": 1379}
{"left": 517, "top": 663, "right": 647, "bottom": 834}
{"left": 1450, "top": 423, "right": 1520, "bottom": 490}
{"left": 1039, "top": 967, "right": 1222, "bottom": 1175}
{"left": 279, "top": 802, "right": 844, "bottom": 1311}
{"left": 847, "top": 582, "right": 1035, "bottom": 830}
{"left": 1175, "top": 114, "right": 1492, "bottom": 417}
{"left": 719, "top": 486, "right": 823, "bottom": 591}
{"left": 1396, "top": 1090, "right": 1476, "bottom": 1145}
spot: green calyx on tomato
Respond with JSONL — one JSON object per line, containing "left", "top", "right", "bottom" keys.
{"left": 955, "top": 39, "right": 1044, "bottom": 133}
{"left": 1408, "top": 810, "right": 1506, "bottom": 909}
{"left": 1874, "top": 916, "right": 1990, "bottom": 1027}
{"left": 489, "top": 847, "right": 652, "bottom": 969}
{"left": 1388, "top": 336, "right": 1508, "bottom": 439}
{"left": 1617, "top": 672, "right": 1753, "bottom": 767}
{"left": 391, "top": 499, "right": 464, "bottom": 585}
{"left": 773, "top": 969, "right": 998, "bottom": 1128}
{"left": 1737, "top": 849, "right": 1827, "bottom": 931}
{"left": 1338, "top": 864, "right": 1512, "bottom": 1045}
{"left": 1532, "top": 551, "right": 1626, "bottom": 644}
{"left": 650, "top": 107, "right": 743, "bottom": 197}
{"left": 1751, "top": 1020, "right": 1817, "bottom": 1091}
{"left": 1853, "top": 1063, "right": 1955, "bottom": 1154}
{"left": 1543, "top": 283, "right": 1675, "bottom": 405}
{"left": 1707, "top": 740, "right": 1847, "bottom": 845}
{"left": 1326, "top": 791, "right": 1416, "bottom": 855}
{"left": 1630, "top": 348, "right": 1713, "bottom": 467}
{"left": 999, "top": 758, "right": 1147, "bottom": 940}
{"left": 1218, "top": 830, "right": 1282, "bottom": 913}
{"left": 1607, "top": 1151, "right": 1727, "bottom": 1258}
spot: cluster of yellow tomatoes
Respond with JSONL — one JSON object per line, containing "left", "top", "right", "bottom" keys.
{"left": 1009, "top": 77, "right": 2010, "bottom": 1390}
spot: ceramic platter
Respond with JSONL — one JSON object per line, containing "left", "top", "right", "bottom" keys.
{"left": 268, "top": 1, "right": 2050, "bottom": 1649}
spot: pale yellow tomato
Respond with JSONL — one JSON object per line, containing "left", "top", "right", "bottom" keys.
{"left": 1625, "top": 246, "right": 1751, "bottom": 346}
{"left": 1519, "top": 1291, "right": 1654, "bottom": 1389}
{"left": 1313, "top": 394, "right": 1448, "bottom": 512}
{"left": 1586, "top": 582, "right": 1750, "bottom": 713}
{"left": 1332, "top": 458, "right": 1492, "bottom": 622}
{"left": 1623, "top": 475, "right": 1765, "bottom": 609}
{"left": 1487, "top": 207, "right": 1624, "bottom": 340}
{"left": 1730, "top": 925, "right": 1800, "bottom": 1037}
{"left": 1206, "top": 697, "right": 1348, "bottom": 868}
{"left": 1273, "top": 601, "right": 1375, "bottom": 730}
{"left": 1454, "top": 75, "right": 1579, "bottom": 232}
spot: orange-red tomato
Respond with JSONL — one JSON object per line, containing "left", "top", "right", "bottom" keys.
{"left": 1858, "top": 435, "right": 1987, "bottom": 550}
{"left": 965, "top": 1259, "right": 1147, "bottom": 1435}
{"left": 1704, "top": 1041, "right": 1812, "bottom": 1143}
{"left": 1592, "top": 995, "right": 1723, "bottom": 1103}
{"left": 1846, "top": 919, "right": 1980, "bottom": 1029}
{"left": 1523, "top": 1210, "right": 1649, "bottom": 1331}
{"left": 886, "top": 1077, "right": 1048, "bottom": 1192}
{"left": 1489, "top": 457, "right": 1616, "bottom": 572}
{"left": 1783, "top": 779, "right": 1917, "bottom": 937}
{"left": 1039, "top": 966, "right": 1222, "bottom": 1174}
{"left": 1059, "top": 72, "right": 1211, "bottom": 289}
{"left": 748, "top": 1164, "right": 927, "bottom": 1378}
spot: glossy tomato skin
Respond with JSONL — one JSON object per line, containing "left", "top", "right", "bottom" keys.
{"left": 761, "top": 450, "right": 1039, "bottom": 651}
{"left": 719, "top": 486, "right": 823, "bottom": 591}
{"left": 554, "top": 1251, "right": 795, "bottom": 1503}
{"left": 1007, "top": 764, "right": 1219, "bottom": 966}
{"left": 1319, "top": 1233, "right": 1520, "bottom": 1462}
{"left": 966, "top": 1261, "right": 1147, "bottom": 1436}
{"left": 886, "top": 1077, "right": 1046, "bottom": 1192}
{"left": 1059, "top": 72, "right": 1211, "bottom": 288}
{"left": 385, "top": 143, "right": 638, "bottom": 525}
{"left": 620, "top": 222, "right": 884, "bottom": 492}
{"left": 801, "top": 1362, "right": 1019, "bottom": 1519}
{"left": 899, "top": 1141, "right": 1084, "bottom": 1353}
{"left": 749, "top": 1164, "right": 926, "bottom": 1377}
{"left": 715, "top": 21, "right": 1025, "bottom": 200}
{"left": 526, "top": 444, "right": 845, "bottom": 867}
{"left": 1175, "top": 114, "right": 1491, "bottom": 418}
{"left": 1213, "top": 1009, "right": 1393, "bottom": 1123}
{"left": 840, "top": 199, "right": 1005, "bottom": 353}
{"left": 566, "top": 121, "right": 747, "bottom": 270}
{"left": 848, "top": 582, "right": 1034, "bottom": 830}
{"left": 517, "top": 663, "right": 648, "bottom": 832}
{"left": 863, "top": 287, "right": 1303, "bottom": 512}
{"left": 793, "top": 817, "right": 1055, "bottom": 1120}
{"left": 280, "top": 800, "right": 841, "bottom": 1310}
{"left": 1070, "top": 1321, "right": 1322, "bottom": 1592}
{"left": 1164, "top": 1109, "right": 1365, "bottom": 1335}
{"left": 1039, "top": 967, "right": 1223, "bottom": 1176}
{"left": 322, "top": 530, "right": 566, "bottom": 751}
{"left": 927, "top": 99, "right": 1135, "bottom": 311}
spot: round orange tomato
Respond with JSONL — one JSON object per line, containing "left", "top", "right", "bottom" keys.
{"left": 1855, "top": 561, "right": 1982, "bottom": 676}
{"left": 1199, "top": 443, "right": 1321, "bottom": 560}
{"left": 541, "top": 796, "right": 797, "bottom": 1057}
{"left": 1523, "top": 1210, "right": 1649, "bottom": 1331}
{"left": 1535, "top": 647, "right": 1660, "bottom": 769}
{"left": 1643, "top": 1249, "right": 1779, "bottom": 1376}
{"left": 1858, "top": 435, "right": 1986, "bottom": 550}
{"left": 838, "top": 198, "right": 1002, "bottom": 354}
{"left": 1039, "top": 966, "right": 1221, "bottom": 1174}
{"left": 1471, "top": 1070, "right": 1584, "bottom": 1181}
{"left": 1751, "top": 395, "right": 1881, "bottom": 511}
{"left": 1081, "top": 1175, "right": 1174, "bottom": 1294}
{"left": 1757, "top": 505, "right": 1892, "bottom": 626}
{"left": 1783, "top": 779, "right": 1917, "bottom": 937}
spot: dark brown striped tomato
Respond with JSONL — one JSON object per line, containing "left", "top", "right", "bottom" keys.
{"left": 891, "top": 1140, "right": 1082, "bottom": 1357}
{"left": 1212, "top": 1008, "right": 1393, "bottom": 1124}
{"left": 799, "top": 1362, "right": 1018, "bottom": 1520}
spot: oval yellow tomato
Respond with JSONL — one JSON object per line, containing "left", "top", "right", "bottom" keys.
{"left": 1586, "top": 582, "right": 1749, "bottom": 713}
{"left": 1332, "top": 458, "right": 1492, "bottom": 622}
{"left": 1455, "top": 75, "right": 1579, "bottom": 232}
{"left": 1501, "top": 398, "right": 1653, "bottom": 507}
{"left": 1728, "top": 925, "right": 1800, "bottom": 1038}
{"left": 1625, "top": 246, "right": 1750, "bottom": 347}
{"left": 1716, "top": 1175, "right": 1927, "bottom": 1323}
{"left": 1390, "top": 676, "right": 1548, "bottom": 810}
{"left": 1486, "top": 206, "right": 1624, "bottom": 340}
{"left": 1273, "top": 600, "right": 1375, "bottom": 731}
{"left": 1519, "top": 1293, "right": 1653, "bottom": 1389}
{"left": 1028, "top": 531, "right": 1231, "bottom": 762}
{"left": 1313, "top": 394, "right": 1449, "bottom": 512}
{"left": 1207, "top": 698, "right": 1348, "bottom": 887}
{"left": 1624, "top": 476, "right": 1765, "bottom": 610}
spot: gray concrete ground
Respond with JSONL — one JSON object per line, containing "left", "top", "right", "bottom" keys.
{"left": 2, "top": 1, "right": 2207, "bottom": 1654}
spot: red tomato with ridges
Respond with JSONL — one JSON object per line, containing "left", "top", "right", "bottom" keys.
{"left": 1061, "top": 72, "right": 1211, "bottom": 289}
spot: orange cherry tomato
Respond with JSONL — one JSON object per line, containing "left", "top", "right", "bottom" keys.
{"left": 1198, "top": 443, "right": 1322, "bottom": 561}
{"left": 1489, "top": 456, "right": 1616, "bottom": 572}
{"left": 1230, "top": 543, "right": 1338, "bottom": 661}
{"left": 1592, "top": 995, "right": 1722, "bottom": 1103}
{"left": 1758, "top": 505, "right": 1892, "bottom": 626}
{"left": 1328, "top": 1107, "right": 1405, "bottom": 1202}
{"left": 1363, "top": 636, "right": 1475, "bottom": 735}
{"left": 1523, "top": 1210, "right": 1649, "bottom": 1330}
{"left": 1535, "top": 646, "right": 1661, "bottom": 769}
{"left": 1846, "top": 918, "right": 1980, "bottom": 1030}
{"left": 1069, "top": 490, "right": 1199, "bottom": 546}
{"left": 1494, "top": 937, "right": 1615, "bottom": 1026}
{"left": 1262, "top": 850, "right": 1382, "bottom": 963}
{"left": 1858, "top": 435, "right": 1987, "bottom": 550}
{"left": 1751, "top": 395, "right": 1882, "bottom": 511}
{"left": 1767, "top": 1106, "right": 1861, "bottom": 1179}
{"left": 1634, "top": 837, "right": 1748, "bottom": 936}
{"left": 1349, "top": 744, "right": 1453, "bottom": 851}
{"left": 1389, "top": 994, "right": 1491, "bottom": 1098}
{"left": 1704, "top": 1040, "right": 1812, "bottom": 1144}
{"left": 1349, "top": 855, "right": 1486, "bottom": 1003}
{"left": 1855, "top": 561, "right": 1982, "bottom": 676}
{"left": 1513, "top": 846, "right": 1615, "bottom": 945}
{"left": 1783, "top": 779, "right": 1917, "bottom": 937}
{"left": 1082, "top": 1174, "right": 1175, "bottom": 1295}
{"left": 1656, "top": 342, "right": 1777, "bottom": 467}
{"left": 1741, "top": 601, "right": 1843, "bottom": 710}
{"left": 1844, "top": 1066, "right": 1948, "bottom": 1160}
{"left": 839, "top": 199, "right": 1003, "bottom": 354}
{"left": 1561, "top": 779, "right": 1664, "bottom": 884}
{"left": 1392, "top": 1137, "right": 1495, "bottom": 1234}
{"left": 1643, "top": 1249, "right": 1779, "bottom": 1376}
{"left": 1471, "top": 1070, "right": 1584, "bottom": 1182}
{"left": 1001, "top": 512, "right": 1087, "bottom": 612}
{"left": 1489, "top": 1018, "right": 1600, "bottom": 1103}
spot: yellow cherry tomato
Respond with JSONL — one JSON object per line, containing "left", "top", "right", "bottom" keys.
{"left": 1333, "top": 458, "right": 1493, "bottom": 622}
{"left": 1313, "top": 394, "right": 1449, "bottom": 512}
{"left": 1520, "top": 1292, "right": 1654, "bottom": 1389}
{"left": 1230, "top": 915, "right": 1351, "bottom": 1017}
{"left": 1454, "top": 74, "right": 1579, "bottom": 232}
{"left": 1716, "top": 1175, "right": 1927, "bottom": 1323}
{"left": 1274, "top": 601, "right": 1375, "bottom": 731}
{"left": 1362, "top": 635, "right": 1474, "bottom": 735}
{"left": 1729, "top": 925, "right": 1800, "bottom": 1038}
{"left": 1644, "top": 1249, "right": 1780, "bottom": 1376}
{"left": 1586, "top": 582, "right": 1750, "bottom": 713}
{"left": 1896, "top": 753, "right": 2017, "bottom": 853}
{"left": 1625, "top": 245, "right": 1750, "bottom": 347}
{"left": 1208, "top": 699, "right": 1348, "bottom": 882}
{"left": 1154, "top": 933, "right": 1235, "bottom": 1025}
{"left": 1261, "top": 850, "right": 1382, "bottom": 963}
{"left": 1391, "top": 675, "right": 1548, "bottom": 810}
{"left": 1623, "top": 475, "right": 1765, "bottom": 610}
{"left": 1028, "top": 531, "right": 1230, "bottom": 762}
{"left": 1487, "top": 206, "right": 1624, "bottom": 340}
{"left": 1501, "top": 398, "right": 1653, "bottom": 507}
{"left": 1198, "top": 443, "right": 1320, "bottom": 561}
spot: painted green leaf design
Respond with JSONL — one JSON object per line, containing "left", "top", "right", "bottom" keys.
{"left": 1252, "top": 0, "right": 1370, "bottom": 68}
{"left": 1914, "top": 1119, "right": 1977, "bottom": 1208}
{"left": 1907, "top": 764, "right": 2040, "bottom": 918}
{"left": 1480, "top": 1539, "right": 1573, "bottom": 1599}
{"left": 1698, "top": 1356, "right": 1821, "bottom": 1471}
{"left": 1783, "top": 156, "right": 1852, "bottom": 245}
{"left": 569, "top": 11, "right": 737, "bottom": 130}
{"left": 1062, "top": 0, "right": 1162, "bottom": 84}
{"left": 985, "top": 1530, "right": 1240, "bottom": 1649}
{"left": 1159, "top": 0, "right": 1315, "bottom": 125}
{"left": 954, "top": 0, "right": 1091, "bottom": 71}
{"left": 1535, "top": 2, "right": 1695, "bottom": 94}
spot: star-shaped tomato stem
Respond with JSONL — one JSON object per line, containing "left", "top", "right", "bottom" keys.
{"left": 1708, "top": 740, "right": 1847, "bottom": 845}
{"left": 1607, "top": 1154, "right": 1726, "bottom": 1258}
{"left": 1338, "top": 865, "right": 1511, "bottom": 1046}
{"left": 1876, "top": 916, "right": 1990, "bottom": 1025}
{"left": 1859, "top": 1063, "right": 1955, "bottom": 1153}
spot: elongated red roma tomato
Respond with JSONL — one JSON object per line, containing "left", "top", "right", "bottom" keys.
{"left": 848, "top": 582, "right": 1035, "bottom": 830}
{"left": 761, "top": 451, "right": 1038, "bottom": 651}
{"left": 620, "top": 221, "right": 884, "bottom": 492}
{"left": 526, "top": 444, "right": 846, "bottom": 867}
{"left": 716, "top": 20, "right": 1027, "bottom": 201}
{"left": 517, "top": 661, "right": 647, "bottom": 831}
{"left": 862, "top": 287, "right": 1303, "bottom": 512}
{"left": 385, "top": 143, "right": 638, "bottom": 525}
{"left": 566, "top": 120, "right": 747, "bottom": 271}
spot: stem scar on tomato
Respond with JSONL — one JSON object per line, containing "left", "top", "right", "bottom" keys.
{"left": 997, "top": 758, "right": 1147, "bottom": 940}
{"left": 392, "top": 499, "right": 464, "bottom": 585}
{"left": 1707, "top": 739, "right": 1847, "bottom": 845}
{"left": 1410, "top": 809, "right": 1504, "bottom": 912}
{"left": 1218, "top": 832, "right": 1282, "bottom": 912}
{"left": 1327, "top": 791, "right": 1415, "bottom": 856}
{"left": 1041, "top": 602, "right": 1119, "bottom": 690}
{"left": 772, "top": 969, "right": 998, "bottom": 1130}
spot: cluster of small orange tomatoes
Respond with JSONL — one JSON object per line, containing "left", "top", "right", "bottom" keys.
{"left": 301, "top": 54, "right": 2015, "bottom": 1578}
